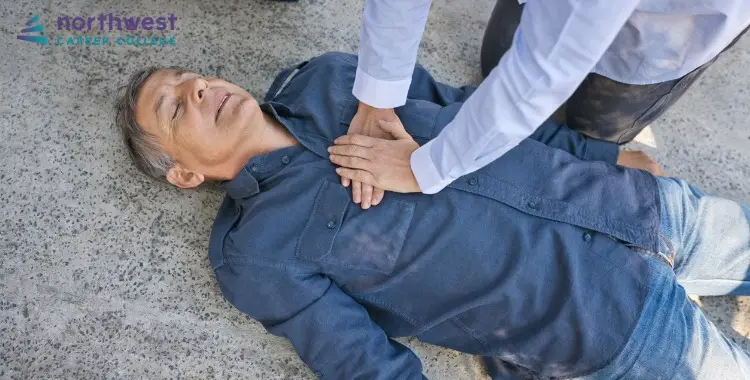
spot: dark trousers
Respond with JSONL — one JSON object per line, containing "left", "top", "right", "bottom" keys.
{"left": 480, "top": 0, "right": 747, "bottom": 144}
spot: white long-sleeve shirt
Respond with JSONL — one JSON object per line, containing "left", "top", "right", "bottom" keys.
{"left": 353, "top": 0, "right": 750, "bottom": 194}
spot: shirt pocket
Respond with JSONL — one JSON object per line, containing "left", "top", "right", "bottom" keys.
{"left": 295, "top": 179, "right": 416, "bottom": 275}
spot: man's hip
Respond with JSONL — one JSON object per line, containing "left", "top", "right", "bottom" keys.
{"left": 575, "top": 176, "right": 750, "bottom": 379}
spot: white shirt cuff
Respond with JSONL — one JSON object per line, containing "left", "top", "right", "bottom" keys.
{"left": 353, "top": 67, "right": 411, "bottom": 109}
{"left": 410, "top": 141, "right": 452, "bottom": 194}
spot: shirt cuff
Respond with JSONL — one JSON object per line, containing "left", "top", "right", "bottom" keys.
{"left": 410, "top": 141, "right": 452, "bottom": 194}
{"left": 353, "top": 67, "right": 411, "bottom": 109}
{"left": 582, "top": 138, "right": 620, "bottom": 165}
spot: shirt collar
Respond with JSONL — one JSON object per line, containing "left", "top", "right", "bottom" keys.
{"left": 222, "top": 144, "right": 306, "bottom": 200}
{"left": 264, "top": 60, "right": 307, "bottom": 103}
{"left": 222, "top": 91, "right": 320, "bottom": 200}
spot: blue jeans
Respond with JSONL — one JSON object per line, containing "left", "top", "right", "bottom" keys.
{"left": 576, "top": 177, "right": 750, "bottom": 379}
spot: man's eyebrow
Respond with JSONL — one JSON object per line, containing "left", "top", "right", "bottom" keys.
{"left": 154, "top": 93, "right": 166, "bottom": 121}
{"left": 173, "top": 68, "right": 188, "bottom": 78}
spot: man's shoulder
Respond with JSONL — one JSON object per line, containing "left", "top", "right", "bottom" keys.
{"left": 264, "top": 52, "right": 358, "bottom": 102}
{"left": 208, "top": 192, "right": 308, "bottom": 272}
{"left": 314, "top": 52, "right": 358, "bottom": 66}
{"left": 306, "top": 52, "right": 358, "bottom": 72}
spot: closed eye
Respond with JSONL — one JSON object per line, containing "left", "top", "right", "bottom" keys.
{"left": 172, "top": 100, "right": 181, "bottom": 120}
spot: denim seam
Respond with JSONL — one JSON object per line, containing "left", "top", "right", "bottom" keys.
{"left": 451, "top": 316, "right": 490, "bottom": 351}
{"left": 301, "top": 260, "right": 393, "bottom": 275}
{"left": 295, "top": 180, "right": 342, "bottom": 262}
{"left": 214, "top": 215, "right": 233, "bottom": 271}
{"left": 654, "top": 175, "right": 671, "bottom": 258}
{"left": 499, "top": 172, "right": 648, "bottom": 232}
{"left": 584, "top": 236, "right": 619, "bottom": 268}
{"left": 581, "top": 140, "right": 590, "bottom": 161}
{"left": 351, "top": 293, "right": 422, "bottom": 327}
{"left": 209, "top": 201, "right": 241, "bottom": 271}
{"left": 222, "top": 254, "right": 319, "bottom": 273}
{"left": 454, "top": 173, "right": 658, "bottom": 249}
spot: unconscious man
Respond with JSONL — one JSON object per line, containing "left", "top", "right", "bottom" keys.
{"left": 114, "top": 52, "right": 750, "bottom": 380}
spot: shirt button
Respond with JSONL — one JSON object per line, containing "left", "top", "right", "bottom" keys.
{"left": 326, "top": 221, "right": 337, "bottom": 229}
{"left": 281, "top": 155, "right": 290, "bottom": 164}
{"left": 527, "top": 201, "right": 537, "bottom": 209}
{"left": 468, "top": 178, "right": 478, "bottom": 186}
{"left": 315, "top": 372, "right": 322, "bottom": 378}
{"left": 250, "top": 164, "right": 259, "bottom": 172}
{"left": 583, "top": 232, "right": 592, "bottom": 242}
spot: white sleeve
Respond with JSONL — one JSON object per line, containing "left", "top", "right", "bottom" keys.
{"left": 353, "top": 0, "right": 433, "bottom": 108}
{"left": 410, "top": 0, "right": 640, "bottom": 194}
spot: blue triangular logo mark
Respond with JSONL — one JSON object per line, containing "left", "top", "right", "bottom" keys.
{"left": 17, "top": 15, "right": 48, "bottom": 45}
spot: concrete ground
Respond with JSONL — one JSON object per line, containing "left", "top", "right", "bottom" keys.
{"left": 0, "top": 0, "right": 748, "bottom": 378}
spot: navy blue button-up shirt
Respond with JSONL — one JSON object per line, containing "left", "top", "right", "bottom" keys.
{"left": 209, "top": 53, "right": 661, "bottom": 379}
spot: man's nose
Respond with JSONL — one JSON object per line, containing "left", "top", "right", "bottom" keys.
{"left": 184, "top": 78, "right": 206, "bottom": 105}
{"left": 194, "top": 80, "right": 205, "bottom": 103}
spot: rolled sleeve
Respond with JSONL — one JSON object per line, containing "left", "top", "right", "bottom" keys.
{"left": 410, "top": 140, "right": 450, "bottom": 194}
{"left": 353, "top": 67, "right": 413, "bottom": 108}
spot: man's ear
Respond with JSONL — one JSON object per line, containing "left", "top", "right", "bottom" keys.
{"left": 166, "top": 166, "right": 205, "bottom": 189}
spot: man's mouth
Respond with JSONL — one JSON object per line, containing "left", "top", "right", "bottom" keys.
{"left": 215, "top": 92, "right": 231, "bottom": 121}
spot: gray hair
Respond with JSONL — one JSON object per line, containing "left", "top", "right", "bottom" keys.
{"left": 113, "top": 66, "right": 189, "bottom": 182}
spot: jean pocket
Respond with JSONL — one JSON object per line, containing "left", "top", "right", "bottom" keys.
{"left": 296, "top": 179, "right": 416, "bottom": 274}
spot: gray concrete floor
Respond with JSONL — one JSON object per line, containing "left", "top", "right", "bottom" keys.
{"left": 0, "top": 0, "right": 748, "bottom": 379}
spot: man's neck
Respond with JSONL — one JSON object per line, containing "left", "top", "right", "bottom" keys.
{"left": 221, "top": 111, "right": 298, "bottom": 181}
{"left": 255, "top": 111, "right": 298, "bottom": 154}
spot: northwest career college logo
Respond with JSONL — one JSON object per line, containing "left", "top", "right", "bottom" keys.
{"left": 17, "top": 15, "right": 49, "bottom": 45}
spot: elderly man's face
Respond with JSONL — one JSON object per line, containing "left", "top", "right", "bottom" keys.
{"left": 135, "top": 69, "right": 263, "bottom": 185}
